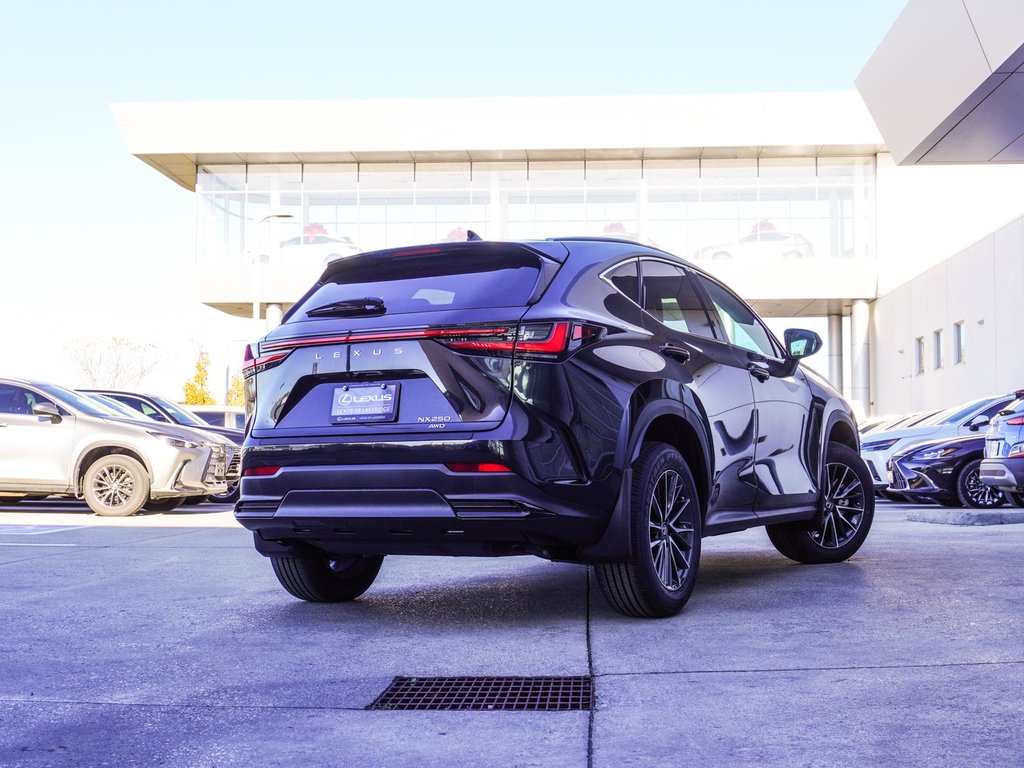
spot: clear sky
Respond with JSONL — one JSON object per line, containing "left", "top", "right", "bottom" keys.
{"left": 0, "top": 0, "right": 907, "bottom": 399}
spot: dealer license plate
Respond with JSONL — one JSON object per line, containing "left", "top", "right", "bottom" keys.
{"left": 330, "top": 383, "right": 400, "bottom": 424}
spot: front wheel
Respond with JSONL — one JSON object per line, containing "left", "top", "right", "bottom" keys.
{"left": 955, "top": 459, "right": 1005, "bottom": 508}
{"left": 595, "top": 442, "right": 702, "bottom": 618}
{"left": 143, "top": 497, "right": 184, "bottom": 512}
{"left": 271, "top": 549, "right": 384, "bottom": 602}
{"left": 82, "top": 454, "right": 150, "bottom": 517}
{"left": 208, "top": 483, "right": 239, "bottom": 504}
{"left": 767, "top": 442, "right": 874, "bottom": 564}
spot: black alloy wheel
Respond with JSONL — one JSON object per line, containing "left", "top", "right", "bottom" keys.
{"left": 767, "top": 442, "right": 875, "bottom": 564}
{"left": 955, "top": 460, "right": 1005, "bottom": 509}
{"left": 596, "top": 442, "right": 702, "bottom": 618}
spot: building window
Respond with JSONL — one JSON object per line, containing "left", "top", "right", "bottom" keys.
{"left": 954, "top": 321, "right": 966, "bottom": 364}
{"left": 933, "top": 329, "right": 944, "bottom": 370}
{"left": 915, "top": 337, "right": 925, "bottom": 375}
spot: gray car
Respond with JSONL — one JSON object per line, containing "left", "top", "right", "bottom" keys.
{"left": 0, "top": 378, "right": 229, "bottom": 516}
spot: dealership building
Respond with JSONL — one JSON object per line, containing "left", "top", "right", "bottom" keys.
{"left": 112, "top": 2, "right": 1024, "bottom": 420}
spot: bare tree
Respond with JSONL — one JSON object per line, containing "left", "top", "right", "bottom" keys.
{"left": 64, "top": 337, "right": 160, "bottom": 389}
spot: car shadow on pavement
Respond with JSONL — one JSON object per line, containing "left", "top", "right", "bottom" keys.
{"left": 270, "top": 562, "right": 589, "bottom": 627}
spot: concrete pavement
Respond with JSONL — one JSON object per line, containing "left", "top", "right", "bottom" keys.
{"left": 0, "top": 500, "right": 1021, "bottom": 767}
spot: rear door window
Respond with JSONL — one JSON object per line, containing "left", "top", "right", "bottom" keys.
{"left": 639, "top": 260, "right": 717, "bottom": 339}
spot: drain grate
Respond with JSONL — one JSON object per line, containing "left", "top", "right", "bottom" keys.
{"left": 368, "top": 675, "right": 593, "bottom": 711}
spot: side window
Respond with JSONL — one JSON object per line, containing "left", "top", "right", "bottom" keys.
{"left": 111, "top": 395, "right": 145, "bottom": 416}
{"left": 0, "top": 385, "right": 38, "bottom": 415}
{"left": 695, "top": 275, "right": 780, "bottom": 357}
{"left": 640, "top": 260, "right": 717, "bottom": 339}
{"left": 606, "top": 260, "right": 639, "bottom": 304}
{"left": 980, "top": 398, "right": 1014, "bottom": 420}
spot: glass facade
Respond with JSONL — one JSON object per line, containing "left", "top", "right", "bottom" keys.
{"left": 196, "top": 158, "right": 875, "bottom": 267}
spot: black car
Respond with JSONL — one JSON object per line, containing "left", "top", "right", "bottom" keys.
{"left": 888, "top": 434, "right": 1005, "bottom": 508}
{"left": 82, "top": 389, "right": 243, "bottom": 502}
{"left": 237, "top": 238, "right": 874, "bottom": 618}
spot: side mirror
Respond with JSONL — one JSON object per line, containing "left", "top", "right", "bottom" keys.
{"left": 784, "top": 328, "right": 823, "bottom": 360}
{"left": 32, "top": 403, "right": 62, "bottom": 424}
{"left": 967, "top": 414, "right": 990, "bottom": 432}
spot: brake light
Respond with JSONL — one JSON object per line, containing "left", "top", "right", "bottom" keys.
{"left": 242, "top": 466, "right": 281, "bottom": 477}
{"left": 1006, "top": 416, "right": 1024, "bottom": 426}
{"left": 241, "top": 351, "right": 291, "bottom": 379}
{"left": 445, "top": 463, "right": 513, "bottom": 473}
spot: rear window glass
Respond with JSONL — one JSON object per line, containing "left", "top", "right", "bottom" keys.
{"left": 291, "top": 245, "right": 545, "bottom": 318}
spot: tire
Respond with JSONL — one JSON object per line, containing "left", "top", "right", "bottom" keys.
{"left": 143, "top": 497, "right": 184, "bottom": 512}
{"left": 1006, "top": 492, "right": 1024, "bottom": 508}
{"left": 208, "top": 483, "right": 239, "bottom": 504}
{"left": 82, "top": 454, "right": 150, "bottom": 517}
{"left": 271, "top": 548, "right": 384, "bottom": 602}
{"left": 767, "top": 442, "right": 874, "bottom": 564}
{"left": 595, "top": 442, "right": 702, "bottom": 618}
{"left": 955, "top": 459, "right": 1005, "bottom": 508}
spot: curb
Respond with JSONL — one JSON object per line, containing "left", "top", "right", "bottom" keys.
{"left": 906, "top": 509, "right": 1024, "bottom": 526}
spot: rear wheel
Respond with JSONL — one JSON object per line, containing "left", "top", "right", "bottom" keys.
{"left": 82, "top": 455, "right": 150, "bottom": 517}
{"left": 767, "top": 442, "right": 874, "bottom": 564}
{"left": 595, "top": 442, "right": 702, "bottom": 618}
{"left": 271, "top": 549, "right": 384, "bottom": 602}
{"left": 955, "top": 460, "right": 1005, "bottom": 508}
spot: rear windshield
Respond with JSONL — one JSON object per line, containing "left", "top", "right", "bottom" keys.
{"left": 288, "top": 244, "right": 546, "bottom": 320}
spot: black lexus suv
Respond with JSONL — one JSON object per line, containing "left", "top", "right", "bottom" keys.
{"left": 237, "top": 238, "right": 873, "bottom": 617}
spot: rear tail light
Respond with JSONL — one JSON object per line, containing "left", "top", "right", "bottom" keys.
{"left": 1005, "top": 416, "right": 1024, "bottom": 426}
{"left": 241, "top": 350, "right": 291, "bottom": 379}
{"left": 257, "top": 321, "right": 605, "bottom": 360}
{"left": 440, "top": 321, "right": 604, "bottom": 359}
{"left": 445, "top": 463, "right": 513, "bottom": 473}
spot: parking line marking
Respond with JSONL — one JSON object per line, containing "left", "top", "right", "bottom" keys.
{"left": 0, "top": 542, "right": 81, "bottom": 547}
{"left": 0, "top": 525, "right": 92, "bottom": 535}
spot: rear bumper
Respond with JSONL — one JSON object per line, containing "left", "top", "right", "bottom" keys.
{"left": 980, "top": 458, "right": 1024, "bottom": 491}
{"left": 236, "top": 462, "right": 615, "bottom": 560}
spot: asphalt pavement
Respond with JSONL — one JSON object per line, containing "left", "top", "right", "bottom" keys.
{"left": 1, "top": 499, "right": 1021, "bottom": 767}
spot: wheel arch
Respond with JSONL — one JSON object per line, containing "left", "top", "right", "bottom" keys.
{"left": 629, "top": 407, "right": 711, "bottom": 517}
{"left": 74, "top": 445, "right": 152, "bottom": 496}
{"left": 580, "top": 393, "right": 711, "bottom": 564}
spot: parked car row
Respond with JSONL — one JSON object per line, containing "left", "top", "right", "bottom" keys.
{"left": 0, "top": 378, "right": 242, "bottom": 516}
{"left": 861, "top": 391, "right": 1024, "bottom": 509}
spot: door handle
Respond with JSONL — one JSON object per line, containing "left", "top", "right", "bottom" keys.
{"left": 747, "top": 362, "right": 771, "bottom": 382}
{"left": 659, "top": 344, "right": 691, "bottom": 363}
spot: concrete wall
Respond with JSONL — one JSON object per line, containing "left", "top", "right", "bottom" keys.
{"left": 871, "top": 215, "right": 1024, "bottom": 415}
{"left": 875, "top": 152, "right": 1024, "bottom": 294}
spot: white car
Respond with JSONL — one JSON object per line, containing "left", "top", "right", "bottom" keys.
{"left": 277, "top": 234, "right": 360, "bottom": 265}
{"left": 0, "top": 379, "right": 230, "bottom": 516}
{"left": 861, "top": 394, "right": 1017, "bottom": 493}
{"left": 696, "top": 229, "right": 814, "bottom": 261}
